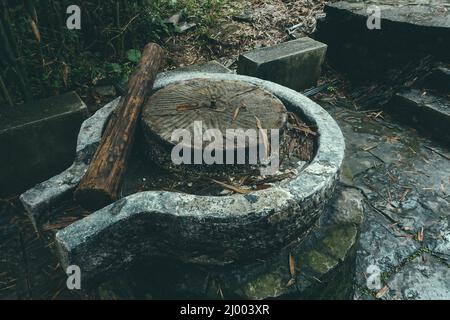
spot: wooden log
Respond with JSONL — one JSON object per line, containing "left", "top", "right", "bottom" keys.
{"left": 74, "top": 43, "right": 165, "bottom": 210}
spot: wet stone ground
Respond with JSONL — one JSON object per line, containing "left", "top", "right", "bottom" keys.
{"left": 1, "top": 76, "right": 449, "bottom": 299}
{"left": 316, "top": 97, "right": 450, "bottom": 300}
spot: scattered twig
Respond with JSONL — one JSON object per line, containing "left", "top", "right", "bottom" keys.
{"left": 289, "top": 254, "right": 296, "bottom": 277}
{"left": 424, "top": 145, "right": 450, "bottom": 161}
{"left": 250, "top": 172, "right": 294, "bottom": 185}
{"left": 255, "top": 116, "right": 269, "bottom": 158}
{"left": 367, "top": 150, "right": 385, "bottom": 164}
{"left": 211, "top": 179, "right": 252, "bottom": 194}
{"left": 302, "top": 79, "right": 339, "bottom": 97}
{"left": 417, "top": 227, "right": 424, "bottom": 242}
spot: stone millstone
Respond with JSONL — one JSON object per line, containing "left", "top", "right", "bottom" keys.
{"left": 24, "top": 73, "right": 345, "bottom": 284}
{"left": 141, "top": 78, "right": 287, "bottom": 155}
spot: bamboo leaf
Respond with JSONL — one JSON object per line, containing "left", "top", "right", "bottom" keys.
{"left": 30, "top": 19, "right": 41, "bottom": 43}
{"left": 255, "top": 116, "right": 269, "bottom": 159}
{"left": 376, "top": 285, "right": 389, "bottom": 299}
{"left": 289, "top": 254, "right": 296, "bottom": 277}
{"left": 0, "top": 73, "right": 13, "bottom": 106}
{"left": 211, "top": 179, "right": 252, "bottom": 194}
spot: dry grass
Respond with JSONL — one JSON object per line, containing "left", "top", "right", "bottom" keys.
{"left": 164, "top": 0, "right": 331, "bottom": 69}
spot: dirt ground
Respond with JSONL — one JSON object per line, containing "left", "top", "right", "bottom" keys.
{"left": 165, "top": 0, "right": 332, "bottom": 70}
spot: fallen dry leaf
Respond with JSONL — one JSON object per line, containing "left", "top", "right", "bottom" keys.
{"left": 211, "top": 179, "right": 252, "bottom": 194}
{"left": 62, "top": 63, "right": 70, "bottom": 88}
{"left": 286, "top": 278, "right": 296, "bottom": 287}
{"left": 376, "top": 285, "right": 389, "bottom": 299}
{"left": 289, "top": 254, "right": 296, "bottom": 277}
{"left": 288, "top": 112, "right": 317, "bottom": 136}
{"left": 293, "top": 125, "right": 317, "bottom": 136}
{"left": 176, "top": 104, "right": 200, "bottom": 111}
{"left": 255, "top": 116, "right": 269, "bottom": 158}
{"left": 255, "top": 184, "right": 272, "bottom": 191}
{"left": 385, "top": 135, "right": 400, "bottom": 144}
{"left": 232, "top": 106, "right": 241, "bottom": 123}
{"left": 417, "top": 227, "right": 424, "bottom": 242}
{"left": 30, "top": 19, "right": 41, "bottom": 43}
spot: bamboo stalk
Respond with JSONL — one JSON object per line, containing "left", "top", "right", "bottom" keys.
{"left": 24, "top": 0, "right": 41, "bottom": 43}
{"left": 50, "top": 0, "right": 64, "bottom": 40}
{"left": 0, "top": 12, "right": 16, "bottom": 62}
{"left": 24, "top": 0, "right": 38, "bottom": 23}
{"left": 0, "top": 73, "right": 13, "bottom": 107}
{"left": 0, "top": 13, "right": 31, "bottom": 102}
{"left": 0, "top": 0, "right": 20, "bottom": 58}
{"left": 39, "top": 0, "right": 56, "bottom": 41}
{"left": 115, "top": 0, "right": 124, "bottom": 58}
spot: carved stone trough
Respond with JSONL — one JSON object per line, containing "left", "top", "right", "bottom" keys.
{"left": 20, "top": 72, "right": 346, "bottom": 289}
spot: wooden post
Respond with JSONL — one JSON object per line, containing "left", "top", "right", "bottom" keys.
{"left": 74, "top": 43, "right": 165, "bottom": 210}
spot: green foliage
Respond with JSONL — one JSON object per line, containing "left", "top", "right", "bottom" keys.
{"left": 126, "top": 49, "right": 141, "bottom": 63}
{"left": 0, "top": 0, "right": 227, "bottom": 106}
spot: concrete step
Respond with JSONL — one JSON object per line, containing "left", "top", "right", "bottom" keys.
{"left": 388, "top": 89, "right": 450, "bottom": 144}
{"left": 0, "top": 92, "right": 88, "bottom": 196}
{"left": 237, "top": 37, "right": 327, "bottom": 91}
{"left": 315, "top": 0, "right": 450, "bottom": 81}
{"left": 421, "top": 65, "right": 450, "bottom": 93}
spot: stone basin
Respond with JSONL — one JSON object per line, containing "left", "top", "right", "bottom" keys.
{"left": 20, "top": 72, "right": 345, "bottom": 282}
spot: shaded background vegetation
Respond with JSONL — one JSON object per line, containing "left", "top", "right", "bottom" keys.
{"left": 0, "top": 0, "right": 226, "bottom": 106}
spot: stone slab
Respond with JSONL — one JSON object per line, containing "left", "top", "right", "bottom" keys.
{"left": 388, "top": 90, "right": 450, "bottom": 144}
{"left": 385, "top": 253, "right": 450, "bottom": 300}
{"left": 422, "top": 65, "right": 450, "bottom": 93}
{"left": 315, "top": 1, "right": 450, "bottom": 80}
{"left": 321, "top": 101, "right": 450, "bottom": 300}
{"left": 329, "top": 1, "right": 450, "bottom": 29}
{"left": 355, "top": 207, "right": 421, "bottom": 288}
{"left": 237, "top": 37, "right": 327, "bottom": 91}
{"left": 0, "top": 92, "right": 88, "bottom": 196}
{"left": 19, "top": 98, "right": 119, "bottom": 226}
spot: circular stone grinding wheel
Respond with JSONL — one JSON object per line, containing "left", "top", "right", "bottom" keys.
{"left": 141, "top": 79, "right": 287, "bottom": 171}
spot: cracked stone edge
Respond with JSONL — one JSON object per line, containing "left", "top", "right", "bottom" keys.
{"left": 20, "top": 72, "right": 345, "bottom": 280}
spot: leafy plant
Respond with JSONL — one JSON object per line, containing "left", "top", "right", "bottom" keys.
{"left": 0, "top": 0, "right": 228, "bottom": 107}
{"left": 126, "top": 49, "right": 141, "bottom": 63}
